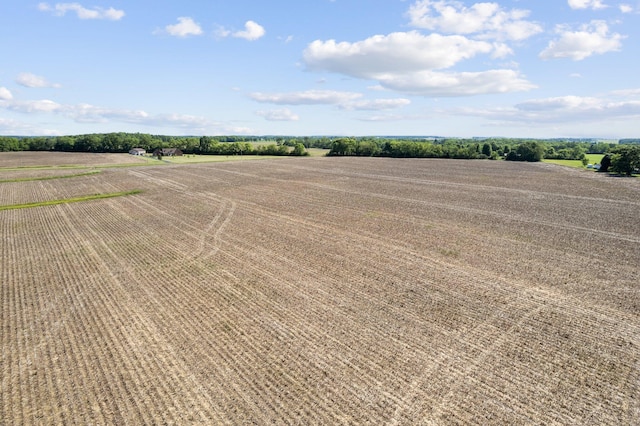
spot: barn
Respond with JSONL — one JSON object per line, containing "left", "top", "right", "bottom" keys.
{"left": 129, "top": 148, "right": 146, "bottom": 156}
{"left": 152, "top": 148, "right": 183, "bottom": 157}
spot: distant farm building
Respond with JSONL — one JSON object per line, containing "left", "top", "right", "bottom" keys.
{"left": 129, "top": 148, "right": 146, "bottom": 156}
{"left": 153, "top": 148, "right": 183, "bottom": 157}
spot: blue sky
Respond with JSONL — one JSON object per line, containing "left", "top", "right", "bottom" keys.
{"left": 1, "top": 0, "right": 639, "bottom": 138}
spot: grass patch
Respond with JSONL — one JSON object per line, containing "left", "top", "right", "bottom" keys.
{"left": 585, "top": 154, "right": 605, "bottom": 164}
{"left": 307, "top": 148, "right": 330, "bottom": 157}
{"left": 161, "top": 154, "right": 289, "bottom": 164}
{"left": 542, "top": 159, "right": 585, "bottom": 169}
{"left": 0, "top": 170, "right": 101, "bottom": 183}
{"left": 0, "top": 190, "right": 143, "bottom": 211}
{"left": 543, "top": 154, "right": 605, "bottom": 170}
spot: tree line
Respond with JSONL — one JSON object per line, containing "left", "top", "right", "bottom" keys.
{"left": 0, "top": 133, "right": 309, "bottom": 157}
{"left": 325, "top": 137, "right": 639, "bottom": 174}
{"left": 327, "top": 137, "right": 603, "bottom": 161}
{"left": 0, "top": 133, "right": 638, "bottom": 174}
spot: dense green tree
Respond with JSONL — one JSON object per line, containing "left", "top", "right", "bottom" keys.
{"left": 610, "top": 145, "right": 640, "bottom": 175}
{"left": 291, "top": 143, "right": 308, "bottom": 156}
{"left": 75, "top": 134, "right": 101, "bottom": 152}
{"left": 0, "top": 137, "right": 27, "bottom": 151}
{"left": 481, "top": 143, "right": 492, "bottom": 157}
{"left": 513, "top": 141, "right": 544, "bottom": 162}
{"left": 198, "top": 136, "right": 214, "bottom": 153}
{"left": 54, "top": 136, "right": 75, "bottom": 151}
{"left": 329, "top": 138, "right": 357, "bottom": 156}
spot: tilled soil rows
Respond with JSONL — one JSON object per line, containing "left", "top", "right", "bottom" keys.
{"left": 2, "top": 154, "right": 639, "bottom": 424}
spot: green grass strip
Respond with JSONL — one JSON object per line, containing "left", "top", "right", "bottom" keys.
{"left": 0, "top": 170, "right": 101, "bottom": 183}
{"left": 0, "top": 190, "right": 143, "bottom": 211}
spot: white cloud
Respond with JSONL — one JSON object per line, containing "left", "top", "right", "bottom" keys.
{"left": 0, "top": 117, "right": 62, "bottom": 136}
{"left": 256, "top": 108, "right": 300, "bottom": 121}
{"left": 340, "top": 98, "right": 411, "bottom": 110}
{"left": 516, "top": 95, "right": 602, "bottom": 111}
{"left": 491, "top": 42, "right": 514, "bottom": 59}
{"left": 16, "top": 72, "right": 62, "bottom": 88}
{"left": 610, "top": 88, "right": 640, "bottom": 97}
{"left": 516, "top": 95, "right": 640, "bottom": 122}
{"left": 161, "top": 17, "right": 203, "bottom": 37}
{"left": 407, "top": 0, "right": 542, "bottom": 41}
{"left": 356, "top": 113, "right": 409, "bottom": 122}
{"left": 38, "top": 2, "right": 125, "bottom": 20}
{"left": 303, "top": 31, "right": 534, "bottom": 96}
{"left": 8, "top": 99, "right": 63, "bottom": 113}
{"left": 214, "top": 26, "right": 232, "bottom": 39}
{"left": 250, "top": 90, "right": 412, "bottom": 111}
{"left": 454, "top": 91, "right": 640, "bottom": 126}
{"left": 1, "top": 97, "right": 208, "bottom": 128}
{"left": 304, "top": 31, "right": 494, "bottom": 77}
{"left": 0, "top": 94, "right": 254, "bottom": 134}
{"left": 0, "top": 87, "right": 13, "bottom": 101}
{"left": 377, "top": 69, "right": 536, "bottom": 96}
{"left": 619, "top": 4, "right": 633, "bottom": 13}
{"left": 567, "top": 0, "right": 607, "bottom": 10}
{"left": 233, "top": 21, "right": 265, "bottom": 41}
{"left": 539, "top": 20, "right": 624, "bottom": 60}
{"left": 251, "top": 90, "right": 363, "bottom": 105}
{"left": 217, "top": 21, "right": 266, "bottom": 41}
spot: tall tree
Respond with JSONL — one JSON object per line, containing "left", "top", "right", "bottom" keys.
{"left": 610, "top": 146, "right": 640, "bottom": 175}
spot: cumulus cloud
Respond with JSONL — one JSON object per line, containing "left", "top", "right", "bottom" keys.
{"left": 217, "top": 21, "right": 266, "bottom": 41}
{"left": 161, "top": 17, "right": 203, "bottom": 37}
{"left": 16, "top": 72, "right": 62, "bottom": 88}
{"left": 340, "top": 98, "right": 412, "bottom": 111}
{"left": 0, "top": 92, "right": 256, "bottom": 134}
{"left": 256, "top": 108, "right": 299, "bottom": 121}
{"left": 0, "top": 95, "right": 232, "bottom": 132}
{"left": 539, "top": 20, "right": 624, "bottom": 60}
{"left": 454, "top": 91, "right": 640, "bottom": 126}
{"left": 610, "top": 88, "right": 640, "bottom": 97}
{"left": 38, "top": 2, "right": 125, "bottom": 20}
{"left": 377, "top": 69, "right": 536, "bottom": 96}
{"left": 250, "top": 90, "right": 412, "bottom": 111}
{"left": 0, "top": 118, "right": 62, "bottom": 136}
{"left": 515, "top": 95, "right": 640, "bottom": 122}
{"left": 303, "top": 31, "right": 534, "bottom": 96}
{"left": 407, "top": 0, "right": 543, "bottom": 41}
{"left": 516, "top": 95, "right": 602, "bottom": 111}
{"left": 251, "top": 90, "right": 363, "bottom": 105}
{"left": 8, "top": 99, "right": 63, "bottom": 113}
{"left": 0, "top": 87, "right": 13, "bottom": 101}
{"left": 233, "top": 21, "right": 266, "bottom": 41}
{"left": 567, "top": 0, "right": 607, "bottom": 10}
{"left": 304, "top": 31, "right": 494, "bottom": 77}
{"left": 356, "top": 113, "right": 410, "bottom": 122}
{"left": 619, "top": 4, "right": 633, "bottom": 13}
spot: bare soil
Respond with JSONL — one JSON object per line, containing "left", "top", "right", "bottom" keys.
{"left": 2, "top": 153, "right": 639, "bottom": 424}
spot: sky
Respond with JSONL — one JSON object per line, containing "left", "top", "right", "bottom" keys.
{"left": 1, "top": 0, "right": 639, "bottom": 138}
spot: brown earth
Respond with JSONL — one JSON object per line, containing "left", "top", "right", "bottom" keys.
{"left": 1, "top": 153, "right": 639, "bottom": 424}
{"left": 0, "top": 151, "right": 150, "bottom": 168}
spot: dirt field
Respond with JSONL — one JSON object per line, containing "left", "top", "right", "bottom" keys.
{"left": 2, "top": 153, "right": 639, "bottom": 424}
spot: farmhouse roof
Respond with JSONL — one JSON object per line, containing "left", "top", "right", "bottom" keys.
{"left": 153, "top": 148, "right": 183, "bottom": 156}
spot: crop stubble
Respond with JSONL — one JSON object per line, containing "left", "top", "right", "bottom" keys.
{"left": 1, "top": 154, "right": 639, "bottom": 424}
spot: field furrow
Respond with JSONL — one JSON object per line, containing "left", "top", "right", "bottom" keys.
{"left": 2, "top": 153, "right": 638, "bottom": 424}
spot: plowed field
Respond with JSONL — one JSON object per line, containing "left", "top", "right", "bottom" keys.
{"left": 2, "top": 153, "right": 639, "bottom": 424}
